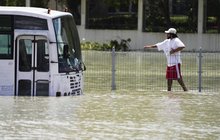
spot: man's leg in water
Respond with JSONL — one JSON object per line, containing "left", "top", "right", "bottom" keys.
{"left": 178, "top": 78, "right": 188, "bottom": 91}
{"left": 167, "top": 79, "right": 173, "bottom": 91}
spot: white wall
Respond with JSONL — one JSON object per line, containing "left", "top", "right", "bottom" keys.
{"left": 77, "top": 27, "right": 220, "bottom": 52}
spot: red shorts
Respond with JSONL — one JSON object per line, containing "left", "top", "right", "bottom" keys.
{"left": 166, "top": 63, "right": 182, "bottom": 80}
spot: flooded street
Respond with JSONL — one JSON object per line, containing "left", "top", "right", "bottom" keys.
{"left": 0, "top": 91, "right": 219, "bottom": 139}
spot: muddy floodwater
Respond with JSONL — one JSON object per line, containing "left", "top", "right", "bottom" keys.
{"left": 0, "top": 91, "right": 219, "bottom": 140}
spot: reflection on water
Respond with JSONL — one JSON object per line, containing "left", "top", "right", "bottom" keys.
{"left": 0, "top": 92, "right": 220, "bottom": 139}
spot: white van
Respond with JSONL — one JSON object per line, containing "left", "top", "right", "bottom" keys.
{"left": 0, "top": 6, "right": 86, "bottom": 96}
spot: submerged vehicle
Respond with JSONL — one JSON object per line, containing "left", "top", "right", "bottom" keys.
{"left": 0, "top": 6, "right": 86, "bottom": 96}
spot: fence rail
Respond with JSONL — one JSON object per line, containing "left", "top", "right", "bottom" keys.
{"left": 82, "top": 50, "right": 220, "bottom": 93}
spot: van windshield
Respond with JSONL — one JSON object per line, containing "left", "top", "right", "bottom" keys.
{"left": 53, "top": 15, "right": 82, "bottom": 73}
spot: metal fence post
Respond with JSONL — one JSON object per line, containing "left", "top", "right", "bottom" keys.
{"left": 198, "top": 47, "right": 202, "bottom": 92}
{"left": 111, "top": 47, "right": 116, "bottom": 90}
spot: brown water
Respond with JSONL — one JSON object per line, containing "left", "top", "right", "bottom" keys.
{"left": 0, "top": 91, "right": 219, "bottom": 139}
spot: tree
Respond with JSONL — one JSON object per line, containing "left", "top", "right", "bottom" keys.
{"left": 31, "top": 0, "right": 49, "bottom": 8}
{"left": 160, "top": 0, "right": 171, "bottom": 27}
{"left": 144, "top": 0, "right": 169, "bottom": 31}
{"left": 66, "top": 0, "right": 81, "bottom": 24}
{"left": 5, "top": 0, "right": 25, "bottom": 6}
{"left": 207, "top": 0, "right": 220, "bottom": 33}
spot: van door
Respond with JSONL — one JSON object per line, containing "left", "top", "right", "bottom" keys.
{"left": 16, "top": 35, "right": 50, "bottom": 96}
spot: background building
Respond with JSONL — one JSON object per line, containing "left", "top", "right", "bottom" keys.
{"left": 1, "top": 0, "right": 220, "bottom": 51}
{"left": 66, "top": 0, "right": 220, "bottom": 52}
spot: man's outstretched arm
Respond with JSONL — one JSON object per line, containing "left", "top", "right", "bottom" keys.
{"left": 144, "top": 45, "right": 157, "bottom": 48}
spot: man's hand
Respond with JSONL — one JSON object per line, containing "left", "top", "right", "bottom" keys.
{"left": 170, "top": 47, "right": 185, "bottom": 54}
{"left": 170, "top": 48, "right": 175, "bottom": 54}
{"left": 144, "top": 45, "right": 151, "bottom": 48}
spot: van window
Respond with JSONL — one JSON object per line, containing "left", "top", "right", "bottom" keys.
{"left": 0, "top": 34, "right": 12, "bottom": 59}
{"left": 14, "top": 16, "right": 48, "bottom": 30}
{"left": 53, "top": 16, "right": 81, "bottom": 73}
{"left": 0, "top": 15, "right": 12, "bottom": 31}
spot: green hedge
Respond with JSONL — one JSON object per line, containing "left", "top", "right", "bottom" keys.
{"left": 81, "top": 38, "right": 131, "bottom": 51}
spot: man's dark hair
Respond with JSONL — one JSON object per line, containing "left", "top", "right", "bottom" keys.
{"left": 170, "top": 33, "right": 178, "bottom": 38}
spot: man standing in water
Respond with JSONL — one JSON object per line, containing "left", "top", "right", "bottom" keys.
{"left": 144, "top": 28, "right": 188, "bottom": 92}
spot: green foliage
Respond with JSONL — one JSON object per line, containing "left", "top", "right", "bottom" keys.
{"left": 81, "top": 38, "right": 131, "bottom": 51}
{"left": 143, "top": 0, "right": 198, "bottom": 33}
{"left": 110, "top": 38, "right": 131, "bottom": 51}
{"left": 5, "top": 0, "right": 25, "bottom": 6}
{"left": 31, "top": 0, "right": 49, "bottom": 8}
{"left": 88, "top": 15, "right": 137, "bottom": 30}
{"left": 86, "top": 0, "right": 138, "bottom": 30}
{"left": 81, "top": 41, "right": 112, "bottom": 51}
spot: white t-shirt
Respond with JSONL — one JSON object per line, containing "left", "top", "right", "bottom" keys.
{"left": 156, "top": 38, "right": 185, "bottom": 66}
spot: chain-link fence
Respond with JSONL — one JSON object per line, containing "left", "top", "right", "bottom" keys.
{"left": 82, "top": 50, "right": 220, "bottom": 93}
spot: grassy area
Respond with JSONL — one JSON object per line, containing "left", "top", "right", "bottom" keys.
{"left": 82, "top": 51, "right": 220, "bottom": 93}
